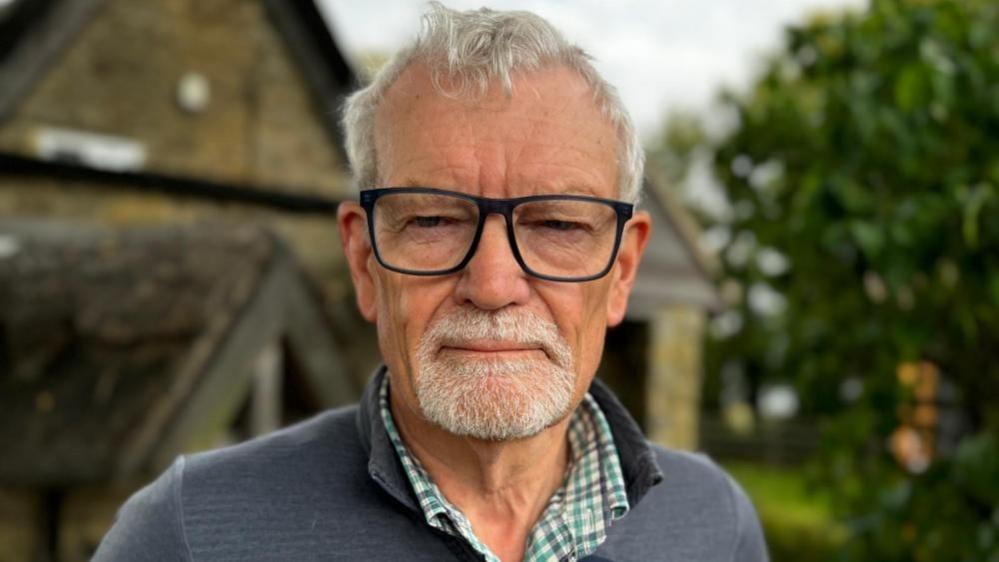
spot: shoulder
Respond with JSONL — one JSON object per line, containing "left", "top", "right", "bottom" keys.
{"left": 648, "top": 445, "right": 738, "bottom": 503}
{"left": 638, "top": 446, "right": 749, "bottom": 524}
{"left": 602, "top": 445, "right": 769, "bottom": 562}
{"left": 92, "top": 457, "right": 191, "bottom": 561}
{"left": 94, "top": 405, "right": 367, "bottom": 561}
{"left": 182, "top": 404, "right": 362, "bottom": 483}
{"left": 176, "top": 405, "right": 371, "bottom": 521}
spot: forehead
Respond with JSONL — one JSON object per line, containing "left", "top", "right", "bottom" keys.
{"left": 373, "top": 63, "right": 620, "bottom": 198}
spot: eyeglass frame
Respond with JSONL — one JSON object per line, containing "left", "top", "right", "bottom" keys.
{"left": 359, "top": 187, "right": 635, "bottom": 283}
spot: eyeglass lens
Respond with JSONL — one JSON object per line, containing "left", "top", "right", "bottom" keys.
{"left": 371, "top": 191, "right": 619, "bottom": 279}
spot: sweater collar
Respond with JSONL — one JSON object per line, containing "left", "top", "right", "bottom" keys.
{"left": 355, "top": 365, "right": 420, "bottom": 512}
{"left": 355, "top": 366, "right": 663, "bottom": 514}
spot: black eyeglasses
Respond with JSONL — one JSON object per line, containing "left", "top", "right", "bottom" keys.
{"left": 360, "top": 187, "right": 634, "bottom": 282}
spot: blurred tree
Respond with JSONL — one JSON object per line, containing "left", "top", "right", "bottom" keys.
{"left": 653, "top": 0, "right": 999, "bottom": 560}
{"left": 647, "top": 109, "right": 709, "bottom": 190}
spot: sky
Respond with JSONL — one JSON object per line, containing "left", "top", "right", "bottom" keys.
{"left": 319, "top": 0, "right": 866, "bottom": 142}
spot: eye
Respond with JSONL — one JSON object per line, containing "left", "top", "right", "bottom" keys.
{"left": 412, "top": 216, "right": 445, "bottom": 227}
{"left": 541, "top": 220, "right": 585, "bottom": 232}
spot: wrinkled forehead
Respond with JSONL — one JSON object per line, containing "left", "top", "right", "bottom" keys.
{"left": 382, "top": 59, "right": 597, "bottom": 102}
{"left": 372, "top": 63, "right": 620, "bottom": 195}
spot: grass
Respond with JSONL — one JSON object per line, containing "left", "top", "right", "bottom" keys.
{"left": 722, "top": 461, "right": 847, "bottom": 561}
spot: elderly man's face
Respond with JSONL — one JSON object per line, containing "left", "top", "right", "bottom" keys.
{"left": 339, "top": 63, "right": 649, "bottom": 440}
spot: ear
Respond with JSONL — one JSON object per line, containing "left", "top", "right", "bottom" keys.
{"left": 337, "top": 201, "right": 378, "bottom": 322}
{"left": 606, "top": 210, "right": 651, "bottom": 327}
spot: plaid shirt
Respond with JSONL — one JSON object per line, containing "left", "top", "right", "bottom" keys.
{"left": 379, "top": 375, "right": 629, "bottom": 562}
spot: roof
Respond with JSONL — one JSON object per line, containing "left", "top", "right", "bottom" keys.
{"left": 0, "top": 150, "right": 344, "bottom": 214}
{"left": 262, "top": 0, "right": 359, "bottom": 149}
{"left": 0, "top": 221, "right": 357, "bottom": 486}
{"left": 0, "top": 0, "right": 359, "bottom": 155}
{"left": 0, "top": 0, "right": 103, "bottom": 123}
{"left": 627, "top": 179, "right": 723, "bottom": 318}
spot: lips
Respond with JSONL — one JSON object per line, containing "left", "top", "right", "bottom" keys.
{"left": 437, "top": 339, "right": 553, "bottom": 365}
{"left": 441, "top": 339, "right": 543, "bottom": 353}
{"left": 418, "top": 306, "right": 575, "bottom": 370}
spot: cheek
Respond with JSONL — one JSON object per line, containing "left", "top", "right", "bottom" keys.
{"left": 375, "top": 273, "right": 457, "bottom": 370}
{"left": 542, "top": 282, "right": 613, "bottom": 379}
{"left": 373, "top": 274, "right": 407, "bottom": 370}
{"left": 577, "top": 289, "right": 611, "bottom": 376}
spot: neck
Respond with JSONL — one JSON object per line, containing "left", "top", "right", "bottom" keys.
{"left": 390, "top": 390, "right": 572, "bottom": 562}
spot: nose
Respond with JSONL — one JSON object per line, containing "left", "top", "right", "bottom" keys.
{"left": 453, "top": 215, "right": 531, "bottom": 310}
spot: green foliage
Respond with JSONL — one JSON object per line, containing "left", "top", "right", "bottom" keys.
{"left": 647, "top": 109, "right": 708, "bottom": 190}
{"left": 655, "top": 0, "right": 999, "bottom": 560}
{"left": 724, "top": 461, "right": 845, "bottom": 561}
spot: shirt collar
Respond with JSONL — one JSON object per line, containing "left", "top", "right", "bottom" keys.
{"left": 355, "top": 365, "right": 663, "bottom": 514}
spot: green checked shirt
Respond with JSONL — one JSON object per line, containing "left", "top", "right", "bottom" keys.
{"left": 379, "top": 375, "right": 630, "bottom": 562}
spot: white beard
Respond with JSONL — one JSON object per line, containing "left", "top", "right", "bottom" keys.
{"left": 413, "top": 306, "right": 577, "bottom": 441}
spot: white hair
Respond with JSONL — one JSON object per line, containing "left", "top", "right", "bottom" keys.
{"left": 341, "top": 2, "right": 644, "bottom": 203}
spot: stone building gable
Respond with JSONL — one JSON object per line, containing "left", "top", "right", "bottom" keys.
{"left": 0, "top": 0, "right": 350, "bottom": 196}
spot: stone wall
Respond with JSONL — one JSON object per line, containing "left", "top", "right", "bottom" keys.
{"left": 0, "top": 0, "right": 349, "bottom": 195}
{"left": 645, "top": 305, "right": 707, "bottom": 451}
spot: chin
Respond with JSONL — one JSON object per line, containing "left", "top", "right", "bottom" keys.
{"left": 415, "top": 356, "right": 577, "bottom": 441}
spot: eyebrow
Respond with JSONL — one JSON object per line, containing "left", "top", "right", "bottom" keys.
{"left": 521, "top": 182, "right": 606, "bottom": 198}
{"left": 391, "top": 180, "right": 606, "bottom": 199}
{"left": 556, "top": 186, "right": 603, "bottom": 198}
{"left": 398, "top": 178, "right": 436, "bottom": 188}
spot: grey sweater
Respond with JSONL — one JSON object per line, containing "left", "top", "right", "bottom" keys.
{"left": 94, "top": 368, "right": 768, "bottom": 561}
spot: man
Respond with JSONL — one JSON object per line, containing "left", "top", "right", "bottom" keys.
{"left": 96, "top": 4, "right": 767, "bottom": 561}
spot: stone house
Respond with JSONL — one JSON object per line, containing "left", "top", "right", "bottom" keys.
{"left": 0, "top": 0, "right": 720, "bottom": 560}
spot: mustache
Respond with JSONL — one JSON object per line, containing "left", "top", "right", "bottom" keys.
{"left": 421, "top": 306, "right": 574, "bottom": 369}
